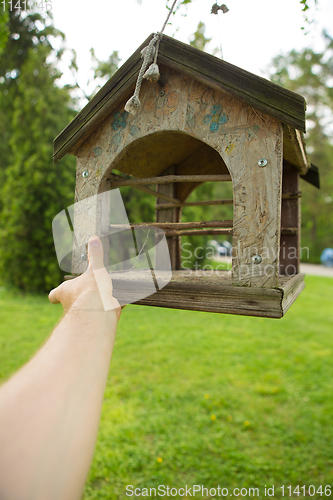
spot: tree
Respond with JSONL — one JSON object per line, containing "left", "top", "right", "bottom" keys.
{"left": 164, "top": 0, "right": 318, "bottom": 29}
{"left": 269, "top": 33, "right": 333, "bottom": 261}
{"left": 189, "top": 21, "right": 211, "bottom": 51}
{"left": 0, "top": 10, "right": 9, "bottom": 57}
{"left": 0, "top": 10, "right": 76, "bottom": 292}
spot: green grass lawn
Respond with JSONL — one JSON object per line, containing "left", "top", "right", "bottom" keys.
{"left": 0, "top": 276, "right": 333, "bottom": 499}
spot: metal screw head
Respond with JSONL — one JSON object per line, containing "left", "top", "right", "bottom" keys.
{"left": 81, "top": 254, "right": 87, "bottom": 260}
{"left": 82, "top": 171, "right": 89, "bottom": 178}
{"left": 258, "top": 158, "right": 268, "bottom": 167}
{"left": 252, "top": 255, "right": 262, "bottom": 264}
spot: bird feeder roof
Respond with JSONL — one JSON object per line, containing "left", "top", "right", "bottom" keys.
{"left": 54, "top": 33, "right": 318, "bottom": 185}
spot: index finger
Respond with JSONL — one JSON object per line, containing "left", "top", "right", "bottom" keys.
{"left": 48, "top": 287, "right": 60, "bottom": 304}
{"left": 87, "top": 236, "right": 105, "bottom": 271}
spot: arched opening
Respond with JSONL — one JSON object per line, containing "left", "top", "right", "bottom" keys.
{"left": 102, "top": 131, "right": 233, "bottom": 274}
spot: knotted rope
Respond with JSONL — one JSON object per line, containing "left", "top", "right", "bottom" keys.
{"left": 125, "top": 0, "right": 178, "bottom": 115}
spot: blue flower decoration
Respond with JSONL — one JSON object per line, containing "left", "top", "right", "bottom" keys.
{"left": 204, "top": 105, "right": 229, "bottom": 132}
{"left": 112, "top": 111, "right": 128, "bottom": 131}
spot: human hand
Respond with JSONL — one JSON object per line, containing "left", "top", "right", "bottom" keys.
{"left": 49, "top": 236, "right": 122, "bottom": 319}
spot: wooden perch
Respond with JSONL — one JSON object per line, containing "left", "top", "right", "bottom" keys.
{"left": 110, "top": 174, "right": 232, "bottom": 189}
{"left": 108, "top": 172, "right": 180, "bottom": 204}
{"left": 155, "top": 199, "right": 233, "bottom": 209}
{"left": 108, "top": 220, "right": 233, "bottom": 231}
{"left": 282, "top": 192, "right": 302, "bottom": 200}
{"left": 165, "top": 229, "right": 233, "bottom": 237}
{"left": 281, "top": 227, "right": 298, "bottom": 236}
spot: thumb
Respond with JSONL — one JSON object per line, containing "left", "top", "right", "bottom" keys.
{"left": 87, "top": 236, "right": 104, "bottom": 271}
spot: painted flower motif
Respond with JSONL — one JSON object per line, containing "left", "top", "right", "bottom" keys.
{"left": 144, "top": 83, "right": 180, "bottom": 119}
{"left": 88, "top": 146, "right": 103, "bottom": 158}
{"left": 204, "top": 105, "right": 229, "bottom": 132}
{"left": 111, "top": 110, "right": 128, "bottom": 131}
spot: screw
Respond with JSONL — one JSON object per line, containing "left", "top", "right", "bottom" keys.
{"left": 258, "top": 158, "right": 268, "bottom": 167}
{"left": 82, "top": 171, "right": 89, "bottom": 178}
{"left": 252, "top": 255, "right": 262, "bottom": 264}
{"left": 81, "top": 254, "right": 87, "bottom": 260}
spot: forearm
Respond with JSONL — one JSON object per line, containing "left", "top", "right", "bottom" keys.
{"left": 0, "top": 308, "right": 117, "bottom": 500}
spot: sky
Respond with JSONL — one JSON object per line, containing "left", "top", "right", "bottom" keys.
{"left": 49, "top": 0, "right": 333, "bottom": 96}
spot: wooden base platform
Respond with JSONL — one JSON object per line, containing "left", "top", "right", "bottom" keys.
{"left": 109, "top": 270, "right": 305, "bottom": 319}
{"left": 65, "top": 270, "right": 305, "bottom": 318}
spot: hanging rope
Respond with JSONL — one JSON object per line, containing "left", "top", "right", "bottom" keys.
{"left": 125, "top": 0, "right": 179, "bottom": 115}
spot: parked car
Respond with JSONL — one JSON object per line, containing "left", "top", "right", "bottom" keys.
{"left": 208, "top": 239, "right": 232, "bottom": 257}
{"left": 320, "top": 248, "right": 333, "bottom": 267}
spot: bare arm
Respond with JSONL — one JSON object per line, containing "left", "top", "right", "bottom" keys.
{"left": 0, "top": 237, "right": 121, "bottom": 500}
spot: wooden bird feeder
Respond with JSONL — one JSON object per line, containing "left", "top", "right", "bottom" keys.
{"left": 54, "top": 34, "right": 319, "bottom": 318}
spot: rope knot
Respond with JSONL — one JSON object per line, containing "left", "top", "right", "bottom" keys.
{"left": 124, "top": 0, "right": 178, "bottom": 116}
{"left": 143, "top": 63, "right": 160, "bottom": 82}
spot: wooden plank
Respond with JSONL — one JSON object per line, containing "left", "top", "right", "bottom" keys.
{"left": 226, "top": 116, "right": 283, "bottom": 288}
{"left": 108, "top": 220, "right": 233, "bottom": 231}
{"left": 280, "top": 161, "right": 300, "bottom": 275}
{"left": 110, "top": 174, "right": 232, "bottom": 189}
{"left": 155, "top": 199, "right": 233, "bottom": 209}
{"left": 300, "top": 163, "right": 320, "bottom": 189}
{"left": 64, "top": 270, "right": 305, "bottom": 318}
{"left": 280, "top": 273, "right": 305, "bottom": 315}
{"left": 114, "top": 271, "right": 304, "bottom": 318}
{"left": 96, "top": 180, "right": 111, "bottom": 268}
{"left": 155, "top": 166, "right": 181, "bottom": 270}
{"left": 283, "top": 125, "right": 310, "bottom": 174}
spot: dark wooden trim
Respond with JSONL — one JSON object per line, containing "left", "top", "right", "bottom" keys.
{"left": 301, "top": 163, "right": 320, "bottom": 189}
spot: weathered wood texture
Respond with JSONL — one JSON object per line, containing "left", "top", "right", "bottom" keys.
{"left": 219, "top": 114, "right": 283, "bottom": 288}
{"left": 73, "top": 66, "right": 284, "bottom": 288}
{"left": 280, "top": 161, "right": 300, "bottom": 275}
{"left": 283, "top": 125, "right": 310, "bottom": 175}
{"left": 155, "top": 166, "right": 181, "bottom": 270}
{"left": 64, "top": 269, "right": 305, "bottom": 318}
{"left": 53, "top": 34, "right": 307, "bottom": 164}
{"left": 113, "top": 270, "right": 305, "bottom": 319}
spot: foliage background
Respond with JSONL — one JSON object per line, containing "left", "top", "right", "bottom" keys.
{"left": 0, "top": 2, "right": 332, "bottom": 293}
